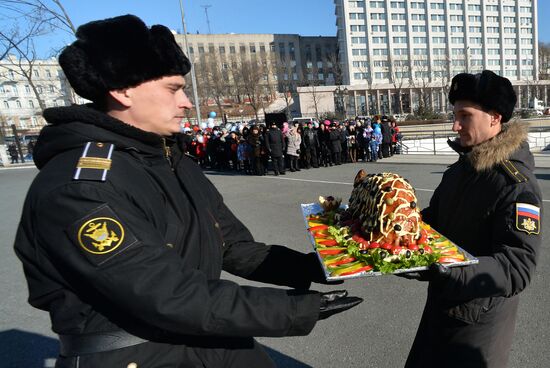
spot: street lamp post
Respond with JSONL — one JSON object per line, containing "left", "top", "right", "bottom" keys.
{"left": 334, "top": 86, "right": 348, "bottom": 119}
{"left": 179, "top": 0, "right": 202, "bottom": 126}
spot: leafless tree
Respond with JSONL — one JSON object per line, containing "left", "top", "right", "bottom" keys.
{"left": 231, "top": 54, "right": 270, "bottom": 121}
{"left": 0, "top": 0, "right": 76, "bottom": 111}
{"left": 388, "top": 56, "right": 411, "bottom": 115}
{"left": 539, "top": 42, "right": 550, "bottom": 80}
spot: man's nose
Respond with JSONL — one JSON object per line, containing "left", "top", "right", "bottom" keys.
{"left": 179, "top": 91, "right": 193, "bottom": 109}
{"left": 452, "top": 120, "right": 461, "bottom": 132}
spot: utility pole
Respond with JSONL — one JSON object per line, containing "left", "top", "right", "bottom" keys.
{"left": 201, "top": 5, "right": 212, "bottom": 34}
{"left": 178, "top": 0, "right": 202, "bottom": 125}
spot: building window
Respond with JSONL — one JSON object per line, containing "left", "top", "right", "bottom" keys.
{"left": 249, "top": 44, "right": 256, "bottom": 53}
{"left": 413, "top": 37, "right": 427, "bottom": 44}
{"left": 450, "top": 15, "right": 464, "bottom": 21}
{"left": 410, "top": 2, "right": 425, "bottom": 9}
{"left": 349, "top": 12, "right": 366, "bottom": 20}
{"left": 16, "top": 100, "right": 21, "bottom": 108}
{"left": 219, "top": 46, "right": 225, "bottom": 54}
{"left": 25, "top": 85, "right": 31, "bottom": 93}
{"left": 413, "top": 14, "right": 427, "bottom": 20}
{"left": 370, "top": 13, "right": 386, "bottom": 20}
{"left": 392, "top": 25, "right": 406, "bottom": 32}
{"left": 29, "top": 100, "right": 34, "bottom": 108}
{"left": 260, "top": 44, "right": 266, "bottom": 53}
{"left": 188, "top": 46, "right": 194, "bottom": 54}
{"left": 46, "top": 69, "right": 52, "bottom": 78}
{"left": 49, "top": 85, "right": 55, "bottom": 93}
{"left": 413, "top": 48, "right": 428, "bottom": 55}
{"left": 229, "top": 45, "right": 236, "bottom": 54}
{"left": 3, "top": 101, "right": 8, "bottom": 108}
{"left": 467, "top": 4, "right": 481, "bottom": 11}
{"left": 371, "top": 25, "right": 387, "bottom": 32}
{"left": 430, "top": 2, "right": 444, "bottom": 10}
{"left": 390, "top": 1, "right": 405, "bottom": 9}
{"left": 198, "top": 45, "right": 204, "bottom": 53}
{"left": 351, "top": 25, "right": 367, "bottom": 32}
{"left": 391, "top": 13, "right": 406, "bottom": 20}
{"left": 412, "top": 25, "right": 426, "bottom": 32}
{"left": 393, "top": 36, "right": 407, "bottom": 43}
{"left": 432, "top": 26, "right": 445, "bottom": 32}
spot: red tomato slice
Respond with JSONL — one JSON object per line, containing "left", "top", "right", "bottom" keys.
{"left": 319, "top": 248, "right": 346, "bottom": 256}
{"left": 317, "top": 239, "right": 339, "bottom": 247}
{"left": 369, "top": 242, "right": 380, "bottom": 249}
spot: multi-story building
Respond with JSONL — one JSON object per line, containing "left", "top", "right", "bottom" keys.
{"left": 298, "top": 0, "right": 550, "bottom": 118}
{"left": 0, "top": 55, "right": 83, "bottom": 138}
{"left": 174, "top": 33, "right": 338, "bottom": 117}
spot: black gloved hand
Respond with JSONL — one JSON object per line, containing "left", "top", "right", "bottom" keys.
{"left": 306, "top": 252, "right": 344, "bottom": 285}
{"left": 396, "top": 262, "right": 451, "bottom": 282}
{"left": 318, "top": 290, "right": 363, "bottom": 320}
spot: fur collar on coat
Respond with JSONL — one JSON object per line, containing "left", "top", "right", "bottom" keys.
{"left": 449, "top": 120, "right": 528, "bottom": 172}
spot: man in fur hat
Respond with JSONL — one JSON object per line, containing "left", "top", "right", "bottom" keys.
{"left": 403, "top": 70, "right": 542, "bottom": 368}
{"left": 13, "top": 15, "right": 362, "bottom": 367}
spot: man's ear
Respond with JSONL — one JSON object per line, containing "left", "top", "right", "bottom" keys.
{"left": 490, "top": 111, "right": 502, "bottom": 127}
{"left": 108, "top": 88, "right": 133, "bottom": 108}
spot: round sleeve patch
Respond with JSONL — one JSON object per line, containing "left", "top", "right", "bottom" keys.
{"left": 78, "top": 217, "right": 125, "bottom": 254}
{"left": 67, "top": 204, "right": 138, "bottom": 266}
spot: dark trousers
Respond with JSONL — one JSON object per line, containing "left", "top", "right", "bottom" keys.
{"left": 55, "top": 337, "right": 275, "bottom": 368}
{"left": 332, "top": 151, "right": 341, "bottom": 165}
{"left": 381, "top": 143, "right": 391, "bottom": 158}
{"left": 271, "top": 155, "right": 285, "bottom": 174}
{"left": 305, "top": 148, "right": 318, "bottom": 168}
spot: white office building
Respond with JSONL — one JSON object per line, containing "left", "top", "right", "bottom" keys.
{"left": 298, "top": 0, "right": 550, "bottom": 118}
{"left": 0, "top": 56, "right": 84, "bottom": 138}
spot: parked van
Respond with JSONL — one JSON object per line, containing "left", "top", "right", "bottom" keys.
{"left": 291, "top": 117, "right": 319, "bottom": 125}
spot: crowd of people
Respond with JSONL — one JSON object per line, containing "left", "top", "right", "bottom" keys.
{"left": 179, "top": 115, "right": 402, "bottom": 175}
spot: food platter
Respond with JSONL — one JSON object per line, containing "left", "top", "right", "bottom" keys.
{"left": 301, "top": 203, "right": 479, "bottom": 281}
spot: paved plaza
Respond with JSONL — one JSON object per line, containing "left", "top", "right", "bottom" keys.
{"left": 1, "top": 159, "right": 549, "bottom": 368}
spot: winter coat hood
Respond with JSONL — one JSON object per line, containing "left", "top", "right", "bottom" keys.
{"left": 35, "top": 104, "right": 169, "bottom": 169}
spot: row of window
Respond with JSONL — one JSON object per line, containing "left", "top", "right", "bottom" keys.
{"left": 349, "top": 12, "right": 533, "bottom": 24}
{"left": 352, "top": 47, "right": 534, "bottom": 57}
{"left": 0, "top": 84, "right": 57, "bottom": 94}
{"left": 353, "top": 69, "right": 533, "bottom": 80}
{"left": 355, "top": 24, "right": 533, "bottom": 35}
{"left": 2, "top": 69, "right": 58, "bottom": 79}
{"left": 2, "top": 99, "right": 65, "bottom": 109}
{"left": 353, "top": 1, "right": 531, "bottom": 13}
{"left": 350, "top": 37, "right": 534, "bottom": 46}
{"left": 353, "top": 58, "right": 533, "bottom": 68}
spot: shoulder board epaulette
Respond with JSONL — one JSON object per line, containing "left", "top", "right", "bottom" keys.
{"left": 73, "top": 142, "right": 115, "bottom": 182}
{"left": 500, "top": 160, "right": 528, "bottom": 184}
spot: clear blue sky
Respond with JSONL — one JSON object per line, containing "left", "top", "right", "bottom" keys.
{"left": 33, "top": 0, "right": 550, "bottom": 56}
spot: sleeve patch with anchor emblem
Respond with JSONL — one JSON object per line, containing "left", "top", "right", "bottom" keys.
{"left": 66, "top": 205, "right": 138, "bottom": 266}
{"left": 516, "top": 203, "right": 540, "bottom": 235}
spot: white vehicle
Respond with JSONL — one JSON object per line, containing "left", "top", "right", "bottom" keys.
{"left": 291, "top": 117, "right": 319, "bottom": 125}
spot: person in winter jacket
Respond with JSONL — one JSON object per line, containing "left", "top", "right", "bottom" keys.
{"left": 303, "top": 121, "right": 319, "bottom": 168}
{"left": 12, "top": 15, "right": 363, "bottom": 368}
{"left": 286, "top": 125, "right": 302, "bottom": 172}
{"left": 265, "top": 121, "right": 286, "bottom": 175}
{"left": 370, "top": 126, "right": 382, "bottom": 162}
{"left": 402, "top": 70, "right": 542, "bottom": 368}
{"left": 328, "top": 123, "right": 342, "bottom": 165}
{"left": 380, "top": 116, "right": 392, "bottom": 158}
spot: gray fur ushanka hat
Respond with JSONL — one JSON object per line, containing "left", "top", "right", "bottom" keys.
{"left": 59, "top": 14, "right": 191, "bottom": 102}
{"left": 449, "top": 70, "right": 517, "bottom": 123}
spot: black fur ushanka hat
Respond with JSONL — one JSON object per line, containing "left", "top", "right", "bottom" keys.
{"left": 448, "top": 70, "right": 517, "bottom": 123}
{"left": 59, "top": 14, "right": 191, "bottom": 102}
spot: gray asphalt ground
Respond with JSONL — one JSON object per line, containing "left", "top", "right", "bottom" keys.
{"left": 1, "top": 158, "right": 549, "bottom": 368}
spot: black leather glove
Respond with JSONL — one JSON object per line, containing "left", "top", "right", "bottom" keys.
{"left": 306, "top": 252, "right": 344, "bottom": 285}
{"left": 396, "top": 262, "right": 451, "bottom": 282}
{"left": 318, "top": 290, "right": 363, "bottom": 320}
